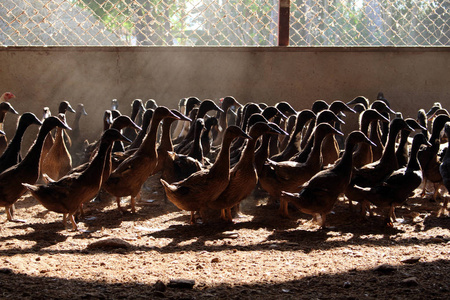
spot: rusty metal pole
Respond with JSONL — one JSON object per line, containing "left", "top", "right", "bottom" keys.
{"left": 278, "top": 0, "right": 290, "bottom": 46}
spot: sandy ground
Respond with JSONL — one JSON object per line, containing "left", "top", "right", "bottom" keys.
{"left": 0, "top": 177, "right": 449, "bottom": 300}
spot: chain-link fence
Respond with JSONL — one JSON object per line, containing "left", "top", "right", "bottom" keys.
{"left": 0, "top": 0, "right": 449, "bottom": 46}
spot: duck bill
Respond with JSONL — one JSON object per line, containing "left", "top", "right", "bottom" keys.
{"left": 268, "top": 122, "right": 288, "bottom": 136}
{"left": 119, "top": 135, "right": 133, "bottom": 144}
{"left": 67, "top": 104, "right": 76, "bottom": 113}
{"left": 8, "top": 106, "right": 19, "bottom": 115}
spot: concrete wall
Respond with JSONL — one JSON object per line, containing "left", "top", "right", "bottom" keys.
{"left": 0, "top": 47, "right": 449, "bottom": 147}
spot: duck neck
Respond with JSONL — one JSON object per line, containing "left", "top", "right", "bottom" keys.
{"left": 130, "top": 116, "right": 152, "bottom": 150}
{"left": 201, "top": 127, "right": 212, "bottom": 154}
{"left": 407, "top": 139, "right": 423, "bottom": 172}
{"left": 255, "top": 134, "right": 270, "bottom": 174}
{"left": 1, "top": 120, "right": 28, "bottom": 159}
{"left": 285, "top": 118, "right": 308, "bottom": 151}
{"left": 368, "top": 121, "right": 382, "bottom": 147}
{"left": 219, "top": 102, "right": 231, "bottom": 130}
{"left": 72, "top": 111, "right": 82, "bottom": 131}
{"left": 188, "top": 126, "right": 204, "bottom": 162}
{"left": 236, "top": 133, "right": 259, "bottom": 168}
{"left": 136, "top": 116, "right": 163, "bottom": 155}
{"left": 0, "top": 112, "right": 6, "bottom": 125}
{"left": 102, "top": 145, "right": 114, "bottom": 182}
{"left": 379, "top": 124, "right": 400, "bottom": 166}
{"left": 86, "top": 139, "right": 112, "bottom": 186}
{"left": 334, "top": 138, "right": 356, "bottom": 173}
{"left": 21, "top": 125, "right": 56, "bottom": 173}
{"left": 209, "top": 134, "right": 234, "bottom": 177}
{"left": 396, "top": 130, "right": 410, "bottom": 157}
{"left": 158, "top": 119, "right": 176, "bottom": 152}
{"left": 300, "top": 119, "right": 316, "bottom": 149}
{"left": 360, "top": 116, "right": 372, "bottom": 134}
{"left": 305, "top": 131, "right": 327, "bottom": 167}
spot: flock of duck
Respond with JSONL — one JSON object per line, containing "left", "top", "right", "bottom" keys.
{"left": 0, "top": 91, "right": 449, "bottom": 231}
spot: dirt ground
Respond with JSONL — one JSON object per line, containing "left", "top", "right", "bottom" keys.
{"left": 1, "top": 176, "right": 449, "bottom": 300}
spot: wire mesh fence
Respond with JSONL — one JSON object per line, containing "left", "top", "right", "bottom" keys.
{"left": 0, "top": 0, "right": 449, "bottom": 46}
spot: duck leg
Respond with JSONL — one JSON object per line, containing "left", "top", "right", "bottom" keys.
{"left": 69, "top": 213, "right": 79, "bottom": 231}
{"left": 432, "top": 183, "right": 441, "bottom": 202}
{"left": 279, "top": 198, "right": 290, "bottom": 218}
{"left": 388, "top": 205, "right": 397, "bottom": 222}
{"left": 226, "top": 208, "right": 233, "bottom": 223}
{"left": 116, "top": 197, "right": 125, "bottom": 212}
{"left": 438, "top": 197, "right": 449, "bottom": 217}
{"left": 63, "top": 213, "right": 68, "bottom": 230}
{"left": 130, "top": 192, "right": 141, "bottom": 213}
{"left": 420, "top": 178, "right": 428, "bottom": 197}
{"left": 189, "top": 211, "right": 196, "bottom": 224}
{"left": 5, "top": 205, "right": 25, "bottom": 223}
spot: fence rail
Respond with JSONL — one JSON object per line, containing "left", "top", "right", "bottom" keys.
{"left": 0, "top": 0, "right": 449, "bottom": 46}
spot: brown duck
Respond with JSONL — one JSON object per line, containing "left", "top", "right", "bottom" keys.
{"left": 439, "top": 122, "right": 450, "bottom": 215}
{"left": 259, "top": 123, "right": 343, "bottom": 203}
{"left": 352, "top": 109, "right": 389, "bottom": 169}
{"left": 41, "top": 113, "right": 73, "bottom": 181}
{"left": 280, "top": 131, "right": 376, "bottom": 227}
{"left": 322, "top": 100, "right": 356, "bottom": 166}
{"left": 69, "top": 103, "right": 88, "bottom": 166}
{"left": 396, "top": 118, "right": 427, "bottom": 168}
{"left": 23, "top": 129, "right": 130, "bottom": 230}
{"left": 0, "top": 112, "right": 42, "bottom": 173}
{"left": 345, "top": 117, "right": 413, "bottom": 212}
{"left": 213, "top": 96, "right": 242, "bottom": 146}
{"left": 172, "top": 97, "right": 201, "bottom": 144}
{"left": 103, "top": 107, "right": 180, "bottom": 213}
{"left": 418, "top": 114, "right": 450, "bottom": 201}
{"left": 349, "top": 133, "right": 431, "bottom": 226}
{"left": 208, "top": 122, "right": 287, "bottom": 222}
{"left": 270, "top": 109, "right": 316, "bottom": 162}
{"left": 160, "top": 125, "right": 251, "bottom": 224}
{"left": 368, "top": 100, "right": 395, "bottom": 161}
{"left": 0, "top": 116, "right": 71, "bottom": 221}
{"left": 300, "top": 100, "right": 329, "bottom": 149}
{"left": 123, "top": 99, "right": 145, "bottom": 141}
{"left": 174, "top": 99, "right": 223, "bottom": 152}
{"left": 152, "top": 110, "right": 193, "bottom": 178}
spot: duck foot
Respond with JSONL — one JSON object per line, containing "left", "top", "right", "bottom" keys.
{"left": 9, "top": 218, "right": 26, "bottom": 223}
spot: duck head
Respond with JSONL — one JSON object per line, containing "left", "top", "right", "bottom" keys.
{"left": 329, "top": 100, "right": 356, "bottom": 118}
{"left": 275, "top": 101, "right": 297, "bottom": 117}
{"left": 0, "top": 101, "right": 18, "bottom": 115}
{"left": 262, "top": 106, "right": 287, "bottom": 121}
{"left": 185, "top": 97, "right": 202, "bottom": 115}
{"left": 76, "top": 103, "right": 88, "bottom": 116}
{"left": 370, "top": 100, "right": 395, "bottom": 115}
{"left": 102, "top": 128, "right": 132, "bottom": 145}
{"left": 20, "top": 112, "right": 43, "bottom": 127}
{"left": 311, "top": 100, "right": 329, "bottom": 113}
{"left": 111, "top": 99, "right": 119, "bottom": 110}
{"left": 145, "top": 99, "right": 158, "bottom": 110}
{"left": 316, "top": 110, "right": 345, "bottom": 125}
{"left": 347, "top": 96, "right": 369, "bottom": 110}
{"left": 58, "top": 101, "right": 76, "bottom": 114}
{"left": 111, "top": 115, "right": 142, "bottom": 132}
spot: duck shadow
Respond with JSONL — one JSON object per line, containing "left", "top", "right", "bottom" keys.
{"left": 0, "top": 259, "right": 448, "bottom": 299}
{"left": 0, "top": 221, "right": 69, "bottom": 254}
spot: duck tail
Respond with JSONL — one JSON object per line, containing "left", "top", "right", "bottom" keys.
{"left": 22, "top": 183, "right": 39, "bottom": 192}
{"left": 160, "top": 179, "right": 176, "bottom": 192}
{"left": 42, "top": 173, "right": 55, "bottom": 183}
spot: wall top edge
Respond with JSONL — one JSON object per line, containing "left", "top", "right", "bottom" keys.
{"left": 0, "top": 46, "right": 449, "bottom": 53}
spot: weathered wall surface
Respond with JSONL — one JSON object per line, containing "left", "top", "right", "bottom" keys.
{"left": 0, "top": 47, "right": 449, "bottom": 146}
